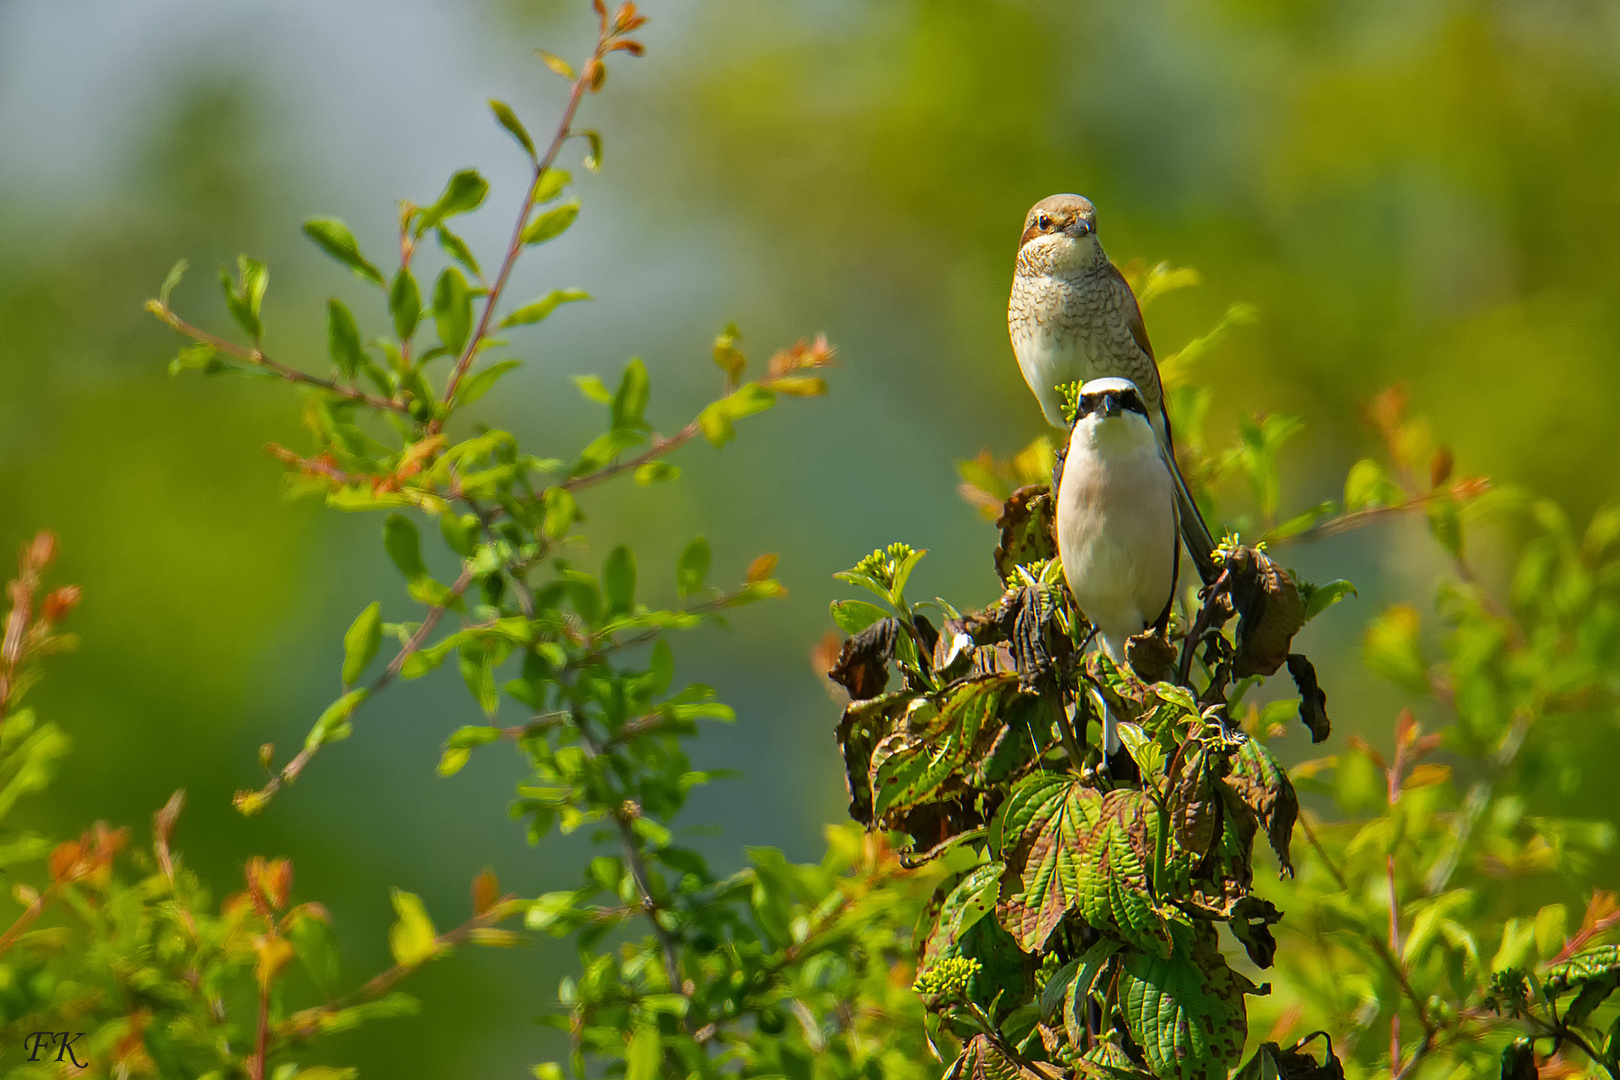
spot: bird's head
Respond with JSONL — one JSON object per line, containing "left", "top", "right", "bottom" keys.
{"left": 1073, "top": 377, "right": 1149, "bottom": 425}
{"left": 1018, "top": 194, "right": 1102, "bottom": 270}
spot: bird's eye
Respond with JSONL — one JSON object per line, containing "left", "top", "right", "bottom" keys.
{"left": 1037, "top": 213, "right": 1052, "bottom": 230}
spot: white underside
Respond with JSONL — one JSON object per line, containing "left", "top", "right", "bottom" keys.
{"left": 1056, "top": 412, "right": 1179, "bottom": 759}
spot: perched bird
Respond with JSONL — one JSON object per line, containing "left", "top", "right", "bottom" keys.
{"left": 1008, "top": 194, "right": 1217, "bottom": 583}
{"left": 1056, "top": 378, "right": 1178, "bottom": 772}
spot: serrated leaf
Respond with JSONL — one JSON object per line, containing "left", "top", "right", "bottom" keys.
{"left": 303, "top": 218, "right": 386, "bottom": 287}
{"left": 342, "top": 602, "right": 383, "bottom": 686}
{"left": 1119, "top": 929, "right": 1249, "bottom": 1080}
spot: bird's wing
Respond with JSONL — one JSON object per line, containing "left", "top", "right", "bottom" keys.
{"left": 1154, "top": 463, "right": 1180, "bottom": 635}
{"left": 1107, "top": 260, "right": 1221, "bottom": 585}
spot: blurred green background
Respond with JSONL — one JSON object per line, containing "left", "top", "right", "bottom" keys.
{"left": 4, "top": 0, "right": 1619, "bottom": 1073}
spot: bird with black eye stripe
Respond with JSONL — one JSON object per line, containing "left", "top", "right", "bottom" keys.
{"left": 1008, "top": 193, "right": 1218, "bottom": 585}
{"left": 1055, "top": 377, "right": 1180, "bottom": 778}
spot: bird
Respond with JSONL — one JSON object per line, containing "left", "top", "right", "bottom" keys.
{"left": 1008, "top": 193, "right": 1218, "bottom": 583}
{"left": 1055, "top": 377, "right": 1179, "bottom": 775}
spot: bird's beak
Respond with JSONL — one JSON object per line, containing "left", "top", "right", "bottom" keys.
{"left": 1066, "top": 219, "right": 1093, "bottom": 238}
{"left": 1096, "top": 395, "right": 1119, "bottom": 418}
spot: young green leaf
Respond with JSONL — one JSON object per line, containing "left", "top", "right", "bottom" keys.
{"left": 433, "top": 267, "right": 473, "bottom": 356}
{"left": 390, "top": 269, "right": 422, "bottom": 342}
{"left": 541, "top": 488, "right": 578, "bottom": 540}
{"left": 388, "top": 889, "right": 439, "bottom": 967}
{"left": 159, "top": 257, "right": 188, "bottom": 306}
{"left": 436, "top": 225, "right": 484, "bottom": 280}
{"left": 521, "top": 201, "right": 580, "bottom": 245}
{"left": 830, "top": 599, "right": 889, "bottom": 635}
{"left": 303, "top": 218, "right": 386, "bottom": 287}
{"left": 634, "top": 462, "right": 679, "bottom": 485}
{"left": 535, "top": 168, "right": 571, "bottom": 204}
{"left": 383, "top": 514, "right": 428, "bottom": 581}
{"left": 677, "top": 537, "right": 711, "bottom": 599}
{"left": 416, "top": 169, "right": 489, "bottom": 236}
{"left": 573, "top": 375, "right": 613, "bottom": 404}
{"left": 489, "top": 99, "right": 536, "bottom": 158}
{"left": 454, "top": 360, "right": 523, "bottom": 408}
{"left": 612, "top": 358, "right": 650, "bottom": 429}
{"left": 603, "top": 546, "right": 636, "bottom": 617}
{"left": 327, "top": 299, "right": 365, "bottom": 378}
{"left": 499, "top": 289, "right": 590, "bottom": 329}
{"left": 342, "top": 602, "right": 383, "bottom": 686}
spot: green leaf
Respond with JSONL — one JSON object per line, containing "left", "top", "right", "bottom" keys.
{"left": 390, "top": 269, "right": 422, "bottom": 341}
{"left": 521, "top": 201, "right": 580, "bottom": 246}
{"left": 603, "top": 546, "right": 636, "bottom": 616}
{"left": 581, "top": 129, "right": 603, "bottom": 172}
{"left": 612, "top": 358, "right": 650, "bottom": 429}
{"left": 416, "top": 169, "right": 489, "bottom": 236}
{"left": 342, "top": 602, "right": 383, "bottom": 686}
{"left": 432, "top": 267, "right": 473, "bottom": 356}
{"left": 388, "top": 889, "right": 439, "bottom": 967}
{"left": 573, "top": 375, "right": 613, "bottom": 404}
{"left": 542, "top": 489, "right": 578, "bottom": 540}
{"left": 303, "top": 218, "right": 386, "bottom": 287}
{"left": 1264, "top": 500, "right": 1338, "bottom": 543}
{"left": 1344, "top": 458, "right": 1401, "bottom": 512}
{"left": 1364, "top": 604, "right": 1427, "bottom": 691}
{"left": 635, "top": 462, "right": 679, "bottom": 485}
{"left": 677, "top": 537, "right": 711, "bottom": 599}
{"left": 452, "top": 360, "right": 523, "bottom": 408}
{"left": 440, "top": 513, "right": 480, "bottom": 557}
{"left": 1301, "top": 578, "right": 1358, "bottom": 622}
{"left": 168, "top": 342, "right": 224, "bottom": 376}
{"left": 219, "top": 257, "right": 266, "bottom": 340}
{"left": 327, "top": 299, "right": 365, "bottom": 379}
{"left": 305, "top": 688, "right": 368, "bottom": 750}
{"left": 383, "top": 514, "right": 428, "bottom": 581}
{"left": 499, "top": 289, "right": 590, "bottom": 329}
{"left": 534, "top": 168, "right": 571, "bottom": 204}
{"left": 159, "top": 257, "right": 188, "bottom": 305}
{"left": 489, "top": 99, "right": 536, "bottom": 158}
{"left": 436, "top": 226, "right": 483, "bottom": 280}
{"left": 625, "top": 1025, "right": 660, "bottom": 1080}
{"left": 1119, "top": 930, "right": 1250, "bottom": 1080}
{"left": 830, "top": 599, "right": 889, "bottom": 635}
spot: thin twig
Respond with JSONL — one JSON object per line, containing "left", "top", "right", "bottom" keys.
{"left": 1299, "top": 814, "right": 1435, "bottom": 1040}
{"left": 243, "top": 564, "right": 476, "bottom": 808}
{"left": 560, "top": 420, "right": 703, "bottom": 493}
{"left": 438, "top": 30, "right": 611, "bottom": 416}
{"left": 151, "top": 308, "right": 409, "bottom": 415}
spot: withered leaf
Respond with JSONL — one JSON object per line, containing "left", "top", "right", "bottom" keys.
{"left": 1286, "top": 654, "right": 1330, "bottom": 743}
{"left": 829, "top": 617, "right": 899, "bottom": 700}
{"left": 994, "top": 484, "right": 1056, "bottom": 582}
{"left": 1224, "top": 737, "right": 1298, "bottom": 873}
{"left": 1226, "top": 547, "right": 1306, "bottom": 678}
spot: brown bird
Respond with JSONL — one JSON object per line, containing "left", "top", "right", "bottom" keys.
{"left": 1008, "top": 193, "right": 1218, "bottom": 583}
